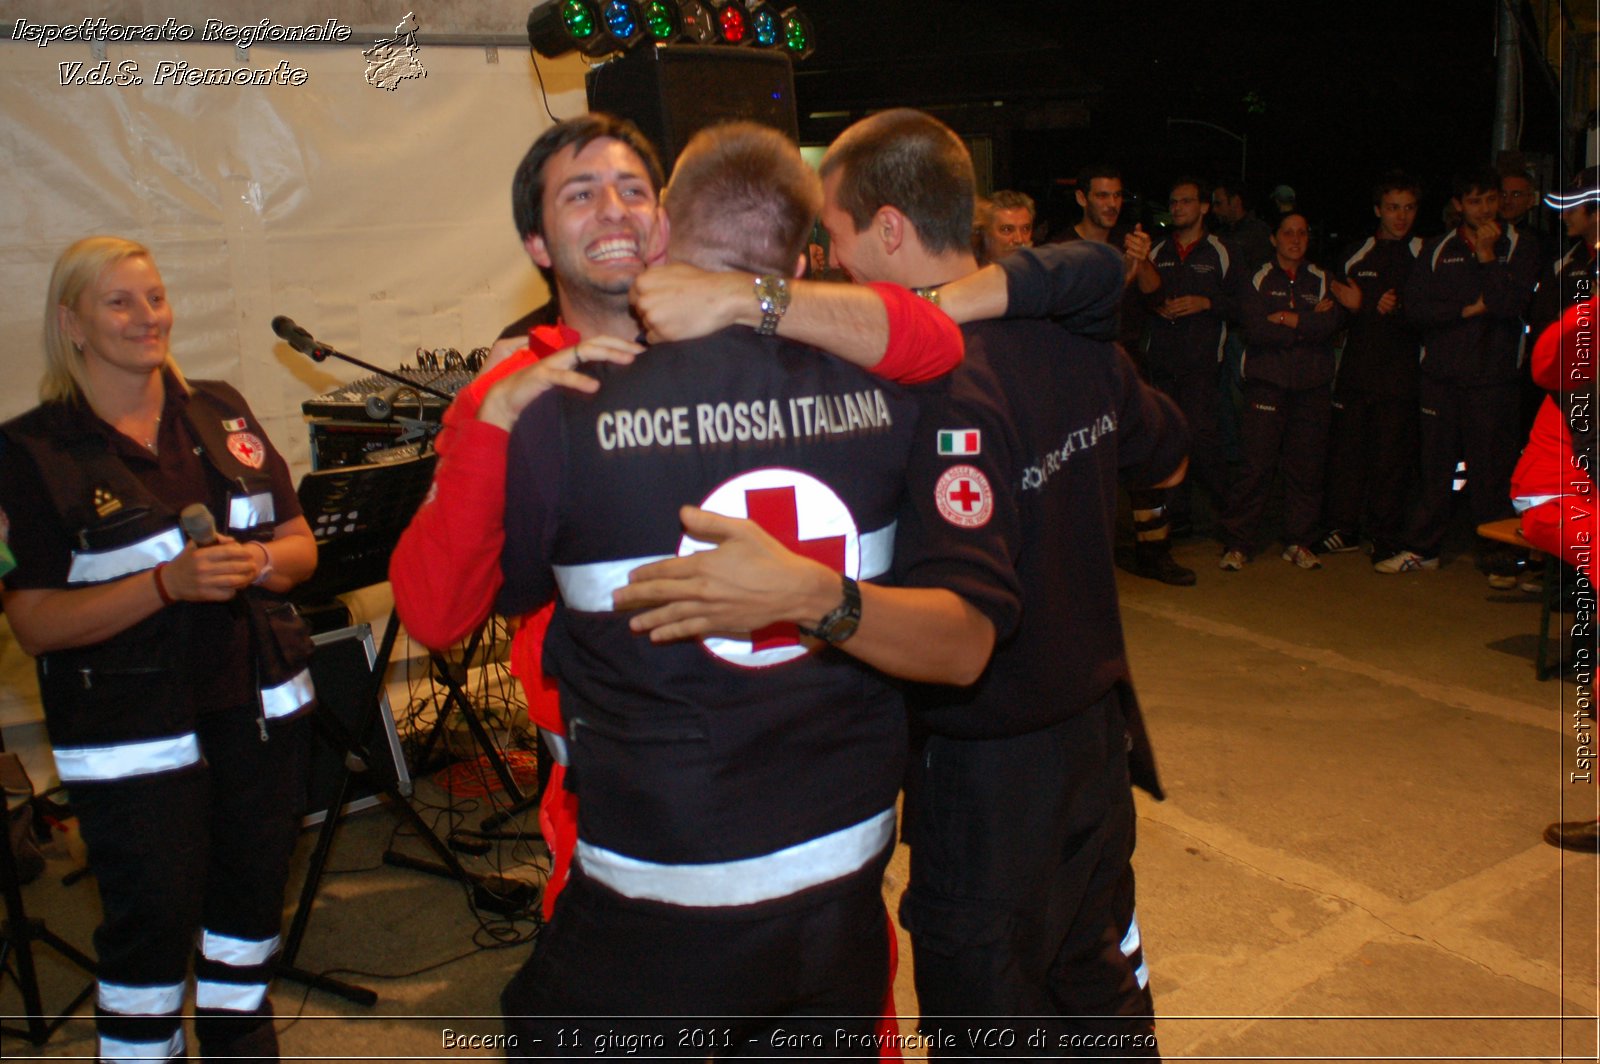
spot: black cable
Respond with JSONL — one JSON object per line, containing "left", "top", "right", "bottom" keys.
{"left": 528, "top": 47, "right": 559, "bottom": 124}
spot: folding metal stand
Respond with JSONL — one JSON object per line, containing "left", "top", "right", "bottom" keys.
{"left": 0, "top": 738, "right": 96, "bottom": 1047}
{"left": 281, "top": 455, "right": 536, "bottom": 1006}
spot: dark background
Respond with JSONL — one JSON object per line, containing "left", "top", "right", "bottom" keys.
{"left": 791, "top": 0, "right": 1570, "bottom": 251}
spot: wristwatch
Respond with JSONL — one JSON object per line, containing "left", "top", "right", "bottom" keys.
{"left": 912, "top": 286, "right": 941, "bottom": 307}
{"left": 798, "top": 574, "right": 862, "bottom": 645}
{"left": 754, "top": 275, "right": 790, "bottom": 336}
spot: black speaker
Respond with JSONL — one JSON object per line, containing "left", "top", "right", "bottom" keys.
{"left": 302, "top": 623, "right": 412, "bottom": 827}
{"left": 586, "top": 45, "right": 800, "bottom": 170}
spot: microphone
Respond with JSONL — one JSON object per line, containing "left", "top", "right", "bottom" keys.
{"left": 179, "top": 503, "right": 219, "bottom": 547}
{"left": 271, "top": 316, "right": 327, "bottom": 361}
{"left": 365, "top": 385, "right": 401, "bottom": 421}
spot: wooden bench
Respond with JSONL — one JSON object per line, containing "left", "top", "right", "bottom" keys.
{"left": 1477, "top": 518, "right": 1559, "bottom": 680}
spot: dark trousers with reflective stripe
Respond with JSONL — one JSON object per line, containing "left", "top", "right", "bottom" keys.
{"left": 1322, "top": 388, "right": 1418, "bottom": 558}
{"left": 1220, "top": 381, "right": 1332, "bottom": 553}
{"left": 502, "top": 854, "right": 891, "bottom": 1061}
{"left": 72, "top": 705, "right": 306, "bottom": 1060}
{"left": 1404, "top": 375, "right": 1520, "bottom": 556}
{"left": 900, "top": 690, "right": 1157, "bottom": 1059}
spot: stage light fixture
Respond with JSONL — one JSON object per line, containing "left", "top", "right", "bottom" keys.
{"left": 747, "top": 2, "right": 781, "bottom": 47}
{"left": 779, "top": 6, "right": 815, "bottom": 60}
{"left": 528, "top": 0, "right": 605, "bottom": 58}
{"left": 707, "top": 0, "right": 748, "bottom": 44}
{"left": 599, "top": 0, "right": 644, "bottom": 47}
{"left": 676, "top": 0, "right": 717, "bottom": 43}
{"left": 640, "top": 0, "right": 681, "bottom": 41}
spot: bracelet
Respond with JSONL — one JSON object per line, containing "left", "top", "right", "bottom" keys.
{"left": 153, "top": 562, "right": 176, "bottom": 606}
{"left": 250, "top": 541, "right": 274, "bottom": 585}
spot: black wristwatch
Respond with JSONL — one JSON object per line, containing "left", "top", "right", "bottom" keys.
{"left": 798, "top": 574, "right": 861, "bottom": 645}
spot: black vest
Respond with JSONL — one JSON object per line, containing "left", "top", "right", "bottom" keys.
{"left": 2, "top": 381, "right": 313, "bottom": 782}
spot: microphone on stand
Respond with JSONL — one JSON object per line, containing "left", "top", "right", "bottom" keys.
{"left": 271, "top": 316, "right": 329, "bottom": 361}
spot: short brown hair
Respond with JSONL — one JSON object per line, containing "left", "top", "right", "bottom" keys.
{"left": 820, "top": 109, "right": 975, "bottom": 255}
{"left": 663, "top": 122, "right": 821, "bottom": 275}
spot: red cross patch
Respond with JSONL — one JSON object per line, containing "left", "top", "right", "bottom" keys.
{"left": 226, "top": 432, "right": 266, "bottom": 470}
{"left": 682, "top": 468, "right": 860, "bottom": 670}
{"left": 935, "top": 464, "right": 993, "bottom": 528}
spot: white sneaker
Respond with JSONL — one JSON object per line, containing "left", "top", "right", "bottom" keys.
{"left": 1282, "top": 545, "right": 1322, "bottom": 570}
{"left": 1219, "top": 549, "right": 1248, "bottom": 571}
{"left": 1373, "top": 549, "right": 1439, "bottom": 574}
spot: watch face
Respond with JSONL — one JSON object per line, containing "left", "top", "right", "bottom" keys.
{"left": 823, "top": 614, "right": 860, "bottom": 643}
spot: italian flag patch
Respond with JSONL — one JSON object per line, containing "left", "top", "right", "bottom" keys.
{"left": 937, "top": 429, "right": 980, "bottom": 456}
{"left": 221, "top": 417, "right": 248, "bottom": 432}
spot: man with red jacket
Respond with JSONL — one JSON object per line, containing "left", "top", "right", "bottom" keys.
{"left": 389, "top": 114, "right": 966, "bottom": 924}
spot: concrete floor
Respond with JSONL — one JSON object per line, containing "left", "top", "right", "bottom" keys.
{"left": 4, "top": 536, "right": 1598, "bottom": 1061}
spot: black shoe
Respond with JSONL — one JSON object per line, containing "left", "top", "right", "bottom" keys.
{"left": 1314, "top": 529, "right": 1361, "bottom": 555}
{"left": 1133, "top": 543, "right": 1197, "bottom": 586}
{"left": 1544, "top": 819, "right": 1600, "bottom": 853}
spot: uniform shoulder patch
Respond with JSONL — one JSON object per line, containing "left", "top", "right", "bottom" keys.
{"left": 935, "top": 465, "right": 994, "bottom": 528}
{"left": 936, "top": 429, "right": 981, "bottom": 456}
{"left": 226, "top": 432, "right": 267, "bottom": 470}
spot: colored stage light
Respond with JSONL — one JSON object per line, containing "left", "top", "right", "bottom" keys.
{"left": 709, "top": 0, "right": 748, "bottom": 44}
{"left": 748, "top": 2, "right": 781, "bottom": 47}
{"left": 779, "top": 6, "right": 815, "bottom": 60}
{"left": 640, "top": 0, "right": 681, "bottom": 41}
{"left": 528, "top": 0, "right": 604, "bottom": 58}
{"left": 600, "top": 0, "right": 643, "bottom": 46}
{"left": 677, "top": 0, "right": 718, "bottom": 43}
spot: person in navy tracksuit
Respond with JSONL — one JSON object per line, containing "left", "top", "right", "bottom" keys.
{"left": 1143, "top": 177, "right": 1233, "bottom": 533}
{"left": 1376, "top": 168, "right": 1542, "bottom": 576}
{"left": 1318, "top": 171, "right": 1425, "bottom": 560}
{"left": 1219, "top": 212, "right": 1345, "bottom": 569}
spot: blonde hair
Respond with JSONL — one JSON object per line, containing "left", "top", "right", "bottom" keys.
{"left": 43, "top": 236, "right": 186, "bottom": 405}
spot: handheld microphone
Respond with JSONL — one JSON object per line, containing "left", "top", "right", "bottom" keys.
{"left": 271, "top": 316, "right": 327, "bottom": 361}
{"left": 179, "top": 503, "right": 219, "bottom": 547}
{"left": 365, "top": 385, "right": 401, "bottom": 421}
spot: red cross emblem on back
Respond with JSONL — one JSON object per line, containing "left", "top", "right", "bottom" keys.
{"left": 682, "top": 468, "right": 862, "bottom": 669}
{"left": 744, "top": 486, "right": 846, "bottom": 651}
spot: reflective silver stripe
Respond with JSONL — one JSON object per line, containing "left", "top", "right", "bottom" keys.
{"left": 1121, "top": 913, "right": 1150, "bottom": 990}
{"left": 553, "top": 524, "right": 896, "bottom": 615}
{"left": 576, "top": 807, "right": 895, "bottom": 907}
{"left": 53, "top": 734, "right": 201, "bottom": 782}
{"left": 553, "top": 555, "right": 672, "bottom": 612}
{"left": 200, "top": 928, "right": 281, "bottom": 967}
{"left": 67, "top": 527, "right": 184, "bottom": 584}
{"left": 1514, "top": 494, "right": 1559, "bottom": 514}
{"left": 1120, "top": 913, "right": 1142, "bottom": 956}
{"left": 857, "top": 522, "right": 894, "bottom": 581}
{"left": 195, "top": 978, "right": 269, "bottom": 1012}
{"left": 542, "top": 728, "right": 569, "bottom": 767}
{"left": 98, "top": 979, "right": 185, "bottom": 1016}
{"left": 100, "top": 1028, "right": 184, "bottom": 1062}
{"left": 259, "top": 667, "right": 314, "bottom": 719}
{"left": 228, "top": 492, "right": 275, "bottom": 530}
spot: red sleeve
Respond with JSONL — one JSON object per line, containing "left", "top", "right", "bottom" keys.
{"left": 867, "top": 282, "right": 963, "bottom": 384}
{"left": 1531, "top": 297, "right": 1597, "bottom": 393}
{"left": 388, "top": 394, "right": 510, "bottom": 649}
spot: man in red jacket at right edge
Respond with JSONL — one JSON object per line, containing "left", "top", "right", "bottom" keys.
{"left": 1512, "top": 293, "right": 1599, "bottom": 854}
{"left": 389, "top": 113, "right": 969, "bottom": 923}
